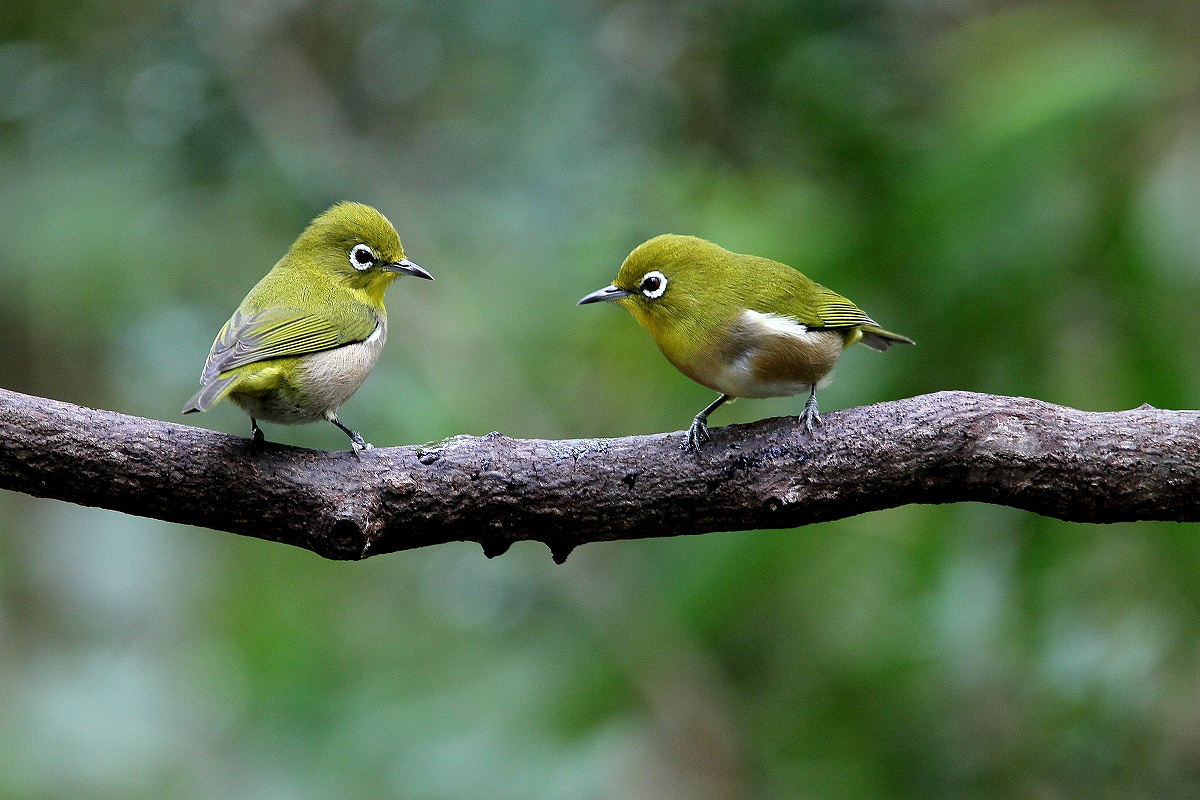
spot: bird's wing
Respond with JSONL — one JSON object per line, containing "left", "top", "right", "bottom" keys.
{"left": 775, "top": 284, "right": 879, "bottom": 331}
{"left": 810, "top": 286, "right": 879, "bottom": 329}
{"left": 199, "top": 306, "right": 378, "bottom": 384}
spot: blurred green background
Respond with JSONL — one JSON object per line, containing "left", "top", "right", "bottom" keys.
{"left": 2, "top": 0, "right": 1200, "bottom": 797}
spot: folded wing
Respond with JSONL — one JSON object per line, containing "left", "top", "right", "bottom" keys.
{"left": 199, "top": 306, "right": 378, "bottom": 384}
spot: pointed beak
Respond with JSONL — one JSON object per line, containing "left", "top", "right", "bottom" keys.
{"left": 578, "top": 284, "right": 632, "bottom": 305}
{"left": 384, "top": 258, "right": 434, "bottom": 280}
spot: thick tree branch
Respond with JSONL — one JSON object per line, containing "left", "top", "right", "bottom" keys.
{"left": 0, "top": 387, "right": 1196, "bottom": 561}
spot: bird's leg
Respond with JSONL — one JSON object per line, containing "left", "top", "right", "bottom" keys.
{"left": 799, "top": 385, "right": 822, "bottom": 435}
{"left": 329, "top": 415, "right": 373, "bottom": 459}
{"left": 250, "top": 418, "right": 266, "bottom": 444}
{"left": 685, "top": 394, "right": 730, "bottom": 453}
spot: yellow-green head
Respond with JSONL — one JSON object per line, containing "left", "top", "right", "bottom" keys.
{"left": 579, "top": 234, "right": 754, "bottom": 349}
{"left": 280, "top": 201, "right": 431, "bottom": 309}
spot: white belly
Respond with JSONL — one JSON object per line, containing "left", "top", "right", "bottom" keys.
{"left": 708, "top": 310, "right": 844, "bottom": 399}
{"left": 713, "top": 356, "right": 818, "bottom": 399}
{"left": 296, "top": 321, "right": 387, "bottom": 414}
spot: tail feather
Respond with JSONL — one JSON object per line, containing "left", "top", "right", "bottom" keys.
{"left": 859, "top": 325, "right": 915, "bottom": 352}
{"left": 182, "top": 374, "right": 237, "bottom": 414}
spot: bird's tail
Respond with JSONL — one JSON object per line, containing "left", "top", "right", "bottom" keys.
{"left": 182, "top": 374, "right": 238, "bottom": 414}
{"left": 858, "top": 324, "right": 915, "bottom": 352}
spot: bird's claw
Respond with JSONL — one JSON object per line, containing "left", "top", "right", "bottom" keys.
{"left": 350, "top": 436, "right": 374, "bottom": 460}
{"left": 684, "top": 416, "right": 710, "bottom": 452}
{"left": 800, "top": 396, "right": 822, "bottom": 436}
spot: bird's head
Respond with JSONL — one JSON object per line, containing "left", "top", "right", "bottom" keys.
{"left": 288, "top": 202, "right": 433, "bottom": 304}
{"left": 578, "top": 234, "right": 738, "bottom": 339}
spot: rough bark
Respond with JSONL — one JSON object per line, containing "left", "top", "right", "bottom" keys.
{"left": 0, "top": 386, "right": 1195, "bottom": 561}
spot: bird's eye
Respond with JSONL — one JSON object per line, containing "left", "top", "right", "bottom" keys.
{"left": 640, "top": 270, "right": 667, "bottom": 299}
{"left": 350, "top": 243, "right": 376, "bottom": 270}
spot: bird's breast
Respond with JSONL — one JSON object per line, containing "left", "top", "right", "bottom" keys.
{"left": 294, "top": 318, "right": 387, "bottom": 412}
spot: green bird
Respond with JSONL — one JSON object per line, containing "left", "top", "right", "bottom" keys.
{"left": 579, "top": 234, "right": 913, "bottom": 451}
{"left": 183, "top": 202, "right": 433, "bottom": 455}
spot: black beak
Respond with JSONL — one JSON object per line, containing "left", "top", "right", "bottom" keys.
{"left": 578, "top": 284, "right": 632, "bottom": 305}
{"left": 385, "top": 258, "right": 434, "bottom": 280}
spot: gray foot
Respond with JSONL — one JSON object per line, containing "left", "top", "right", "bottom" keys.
{"left": 800, "top": 393, "right": 822, "bottom": 436}
{"left": 684, "top": 415, "right": 710, "bottom": 452}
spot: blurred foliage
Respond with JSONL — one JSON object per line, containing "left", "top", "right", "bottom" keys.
{"left": 2, "top": 0, "right": 1200, "bottom": 797}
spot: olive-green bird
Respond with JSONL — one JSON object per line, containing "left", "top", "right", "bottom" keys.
{"left": 183, "top": 202, "right": 433, "bottom": 455}
{"left": 579, "top": 234, "right": 913, "bottom": 451}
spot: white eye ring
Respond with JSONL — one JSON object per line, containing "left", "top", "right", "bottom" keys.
{"left": 349, "top": 243, "right": 377, "bottom": 271}
{"left": 640, "top": 270, "right": 667, "bottom": 299}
